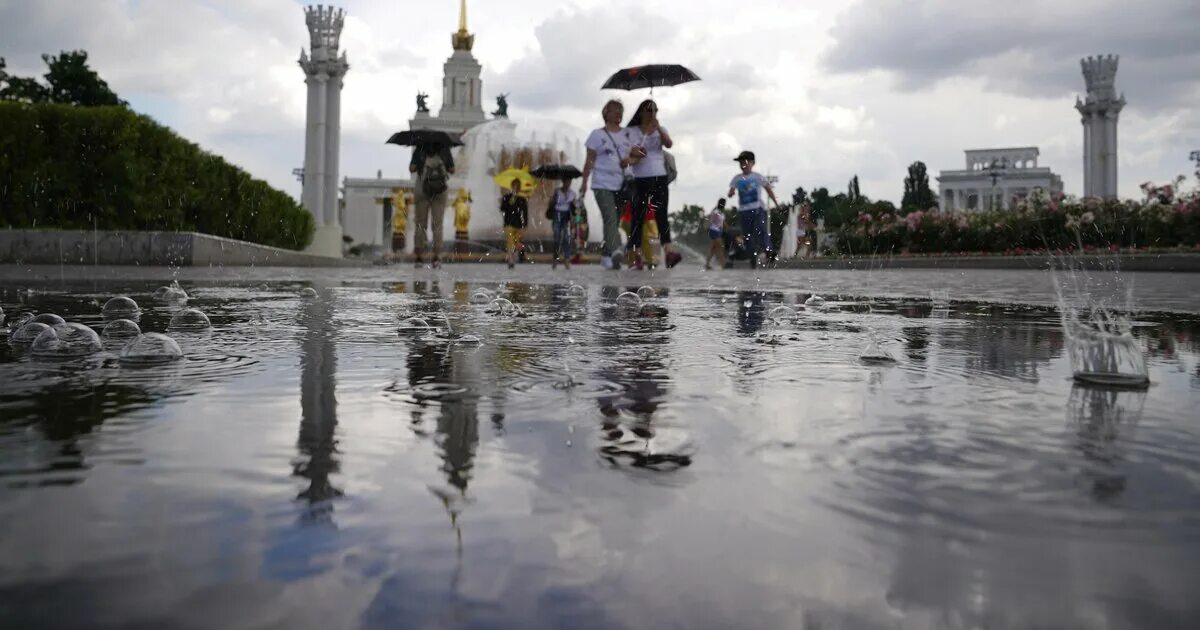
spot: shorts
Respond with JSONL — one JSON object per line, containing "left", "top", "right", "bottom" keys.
{"left": 709, "top": 227, "right": 722, "bottom": 241}
{"left": 504, "top": 226, "right": 522, "bottom": 253}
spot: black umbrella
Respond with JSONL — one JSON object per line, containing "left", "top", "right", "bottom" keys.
{"left": 601, "top": 64, "right": 700, "bottom": 91}
{"left": 530, "top": 164, "right": 583, "bottom": 180}
{"left": 386, "top": 129, "right": 463, "bottom": 147}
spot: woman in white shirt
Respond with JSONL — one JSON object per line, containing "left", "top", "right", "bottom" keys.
{"left": 580, "top": 100, "right": 631, "bottom": 269}
{"left": 624, "top": 100, "right": 682, "bottom": 269}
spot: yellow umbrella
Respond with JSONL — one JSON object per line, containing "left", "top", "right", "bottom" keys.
{"left": 493, "top": 167, "right": 537, "bottom": 197}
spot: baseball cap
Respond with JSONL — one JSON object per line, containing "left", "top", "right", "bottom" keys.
{"left": 734, "top": 150, "right": 756, "bottom": 162}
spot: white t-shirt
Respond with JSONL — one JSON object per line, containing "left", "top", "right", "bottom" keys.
{"left": 584, "top": 128, "right": 630, "bottom": 191}
{"left": 554, "top": 189, "right": 577, "bottom": 213}
{"left": 709, "top": 209, "right": 725, "bottom": 231}
{"left": 730, "top": 173, "right": 767, "bottom": 211}
{"left": 625, "top": 127, "right": 667, "bottom": 179}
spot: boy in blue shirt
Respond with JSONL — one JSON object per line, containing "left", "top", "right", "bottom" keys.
{"left": 728, "top": 150, "right": 779, "bottom": 269}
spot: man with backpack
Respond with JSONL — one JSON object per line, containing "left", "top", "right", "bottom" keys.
{"left": 408, "top": 142, "right": 456, "bottom": 268}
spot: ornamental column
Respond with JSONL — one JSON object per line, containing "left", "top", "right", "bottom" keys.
{"left": 299, "top": 5, "right": 349, "bottom": 257}
{"left": 1075, "top": 55, "right": 1125, "bottom": 199}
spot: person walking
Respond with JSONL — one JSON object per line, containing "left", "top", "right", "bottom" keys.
{"left": 624, "top": 100, "right": 682, "bottom": 270}
{"left": 580, "top": 100, "right": 631, "bottom": 270}
{"left": 550, "top": 177, "right": 577, "bottom": 270}
{"left": 727, "top": 150, "right": 780, "bottom": 269}
{"left": 409, "top": 141, "right": 456, "bottom": 268}
{"left": 499, "top": 179, "right": 528, "bottom": 269}
{"left": 705, "top": 198, "right": 729, "bottom": 270}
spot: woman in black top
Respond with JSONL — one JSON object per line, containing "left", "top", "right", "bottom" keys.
{"left": 499, "top": 179, "right": 528, "bottom": 269}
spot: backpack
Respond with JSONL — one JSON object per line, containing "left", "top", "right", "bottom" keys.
{"left": 663, "top": 151, "right": 677, "bottom": 185}
{"left": 421, "top": 153, "right": 449, "bottom": 197}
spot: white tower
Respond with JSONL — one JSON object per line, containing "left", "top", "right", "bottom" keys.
{"left": 1075, "top": 55, "right": 1125, "bottom": 199}
{"left": 299, "top": 5, "right": 349, "bottom": 257}
{"left": 409, "top": 0, "right": 486, "bottom": 136}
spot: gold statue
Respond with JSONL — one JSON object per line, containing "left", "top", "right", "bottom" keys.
{"left": 453, "top": 188, "right": 472, "bottom": 254}
{"left": 391, "top": 189, "right": 410, "bottom": 252}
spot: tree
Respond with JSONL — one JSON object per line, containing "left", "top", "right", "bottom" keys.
{"left": 848, "top": 175, "right": 862, "bottom": 203}
{"left": 901, "top": 161, "right": 937, "bottom": 212}
{"left": 670, "top": 204, "right": 707, "bottom": 236}
{"left": 810, "top": 187, "right": 833, "bottom": 221}
{"left": 0, "top": 50, "right": 124, "bottom": 106}
{"left": 792, "top": 186, "right": 809, "bottom": 206}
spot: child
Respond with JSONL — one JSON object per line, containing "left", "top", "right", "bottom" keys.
{"left": 500, "top": 179, "right": 528, "bottom": 269}
{"left": 705, "top": 198, "right": 728, "bottom": 270}
{"left": 550, "top": 176, "right": 577, "bottom": 270}
{"left": 571, "top": 201, "right": 588, "bottom": 265}
{"left": 727, "top": 150, "right": 779, "bottom": 269}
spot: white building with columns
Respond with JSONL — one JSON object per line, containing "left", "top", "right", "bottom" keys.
{"left": 1076, "top": 54, "right": 1124, "bottom": 199}
{"left": 341, "top": 0, "right": 487, "bottom": 253}
{"left": 298, "top": 4, "right": 348, "bottom": 258}
{"left": 936, "top": 147, "right": 1063, "bottom": 211}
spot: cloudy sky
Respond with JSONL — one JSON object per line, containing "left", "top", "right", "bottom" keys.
{"left": 2, "top": 0, "right": 1198, "bottom": 209}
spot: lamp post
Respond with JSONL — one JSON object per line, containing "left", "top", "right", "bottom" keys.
{"left": 986, "top": 158, "right": 1008, "bottom": 210}
{"left": 292, "top": 167, "right": 305, "bottom": 185}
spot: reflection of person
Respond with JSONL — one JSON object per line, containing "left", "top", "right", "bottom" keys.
{"left": 409, "top": 143, "right": 457, "bottom": 268}
{"left": 571, "top": 201, "right": 588, "bottom": 265}
{"left": 551, "top": 177, "right": 577, "bottom": 270}
{"left": 796, "top": 203, "right": 814, "bottom": 259}
{"left": 705, "top": 198, "right": 728, "bottom": 270}
{"left": 624, "top": 100, "right": 682, "bottom": 269}
{"left": 728, "top": 150, "right": 779, "bottom": 269}
{"left": 580, "top": 99, "right": 631, "bottom": 270}
{"left": 619, "top": 196, "right": 660, "bottom": 267}
{"left": 500, "top": 179, "right": 528, "bottom": 269}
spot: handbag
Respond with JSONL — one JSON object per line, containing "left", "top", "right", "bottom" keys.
{"left": 603, "top": 128, "right": 636, "bottom": 197}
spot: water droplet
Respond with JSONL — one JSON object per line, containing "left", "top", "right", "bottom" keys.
{"left": 804, "top": 294, "right": 826, "bottom": 309}
{"left": 469, "top": 289, "right": 495, "bottom": 304}
{"left": 103, "top": 319, "right": 141, "bottom": 339}
{"left": 487, "top": 298, "right": 516, "bottom": 315}
{"left": 398, "top": 317, "right": 432, "bottom": 332}
{"left": 102, "top": 296, "right": 140, "bottom": 317}
{"left": 120, "top": 333, "right": 184, "bottom": 366}
{"left": 169, "top": 308, "right": 211, "bottom": 330}
{"left": 300, "top": 287, "right": 318, "bottom": 298}
{"left": 31, "top": 323, "right": 102, "bottom": 358}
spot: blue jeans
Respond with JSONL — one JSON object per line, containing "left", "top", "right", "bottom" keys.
{"left": 740, "top": 208, "right": 770, "bottom": 256}
{"left": 552, "top": 212, "right": 573, "bottom": 260}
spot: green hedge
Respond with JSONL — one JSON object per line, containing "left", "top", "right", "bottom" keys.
{"left": 832, "top": 186, "right": 1200, "bottom": 255}
{"left": 0, "top": 102, "right": 313, "bottom": 250}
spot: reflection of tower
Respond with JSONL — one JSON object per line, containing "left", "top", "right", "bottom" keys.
{"left": 1075, "top": 55, "right": 1125, "bottom": 199}
{"left": 299, "top": 5, "right": 350, "bottom": 257}
{"left": 296, "top": 284, "right": 342, "bottom": 507}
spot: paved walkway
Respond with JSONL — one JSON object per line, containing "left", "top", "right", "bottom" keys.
{"left": 3, "top": 263, "right": 1198, "bottom": 313}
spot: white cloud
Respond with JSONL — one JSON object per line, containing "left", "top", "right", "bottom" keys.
{"left": 2, "top": 0, "right": 1197, "bottom": 208}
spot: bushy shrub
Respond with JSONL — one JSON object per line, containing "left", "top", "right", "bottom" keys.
{"left": 0, "top": 102, "right": 313, "bottom": 250}
{"left": 831, "top": 184, "right": 1200, "bottom": 255}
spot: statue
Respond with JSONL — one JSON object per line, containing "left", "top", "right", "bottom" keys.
{"left": 416, "top": 92, "right": 429, "bottom": 113}
{"left": 453, "top": 188, "right": 472, "bottom": 254}
{"left": 391, "top": 189, "right": 410, "bottom": 253}
{"left": 492, "top": 93, "right": 508, "bottom": 118}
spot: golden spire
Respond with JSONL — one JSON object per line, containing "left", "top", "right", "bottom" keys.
{"left": 452, "top": 0, "right": 474, "bottom": 51}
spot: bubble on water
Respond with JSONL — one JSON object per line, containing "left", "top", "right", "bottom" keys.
{"left": 31, "top": 323, "right": 102, "bottom": 358}
{"left": 636, "top": 285, "right": 656, "bottom": 299}
{"left": 616, "top": 292, "right": 643, "bottom": 308}
{"left": 768, "top": 306, "right": 798, "bottom": 323}
{"left": 300, "top": 287, "right": 318, "bottom": 298}
{"left": 567, "top": 284, "right": 587, "bottom": 299}
{"left": 0, "top": 306, "right": 4, "bottom": 322}
{"left": 804, "top": 295, "right": 827, "bottom": 309}
{"left": 398, "top": 317, "right": 432, "bottom": 332}
{"left": 487, "top": 298, "right": 516, "bottom": 315}
{"left": 859, "top": 339, "right": 897, "bottom": 364}
{"left": 456, "top": 334, "right": 482, "bottom": 344}
{"left": 31, "top": 313, "right": 65, "bottom": 327}
{"left": 102, "top": 296, "right": 140, "bottom": 317}
{"left": 469, "top": 289, "right": 495, "bottom": 304}
{"left": 169, "top": 308, "right": 211, "bottom": 330}
{"left": 155, "top": 285, "right": 189, "bottom": 302}
{"left": 120, "top": 332, "right": 184, "bottom": 366}
{"left": 103, "top": 318, "right": 142, "bottom": 339}
{"left": 10, "top": 321, "right": 51, "bottom": 345}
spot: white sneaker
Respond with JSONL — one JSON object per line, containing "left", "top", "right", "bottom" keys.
{"left": 600, "top": 255, "right": 613, "bottom": 270}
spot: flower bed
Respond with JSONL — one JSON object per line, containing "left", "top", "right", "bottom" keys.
{"left": 832, "top": 181, "right": 1200, "bottom": 255}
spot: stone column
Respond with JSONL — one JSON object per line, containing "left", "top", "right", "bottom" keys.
{"left": 302, "top": 70, "right": 325, "bottom": 226}
{"left": 323, "top": 70, "right": 343, "bottom": 228}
